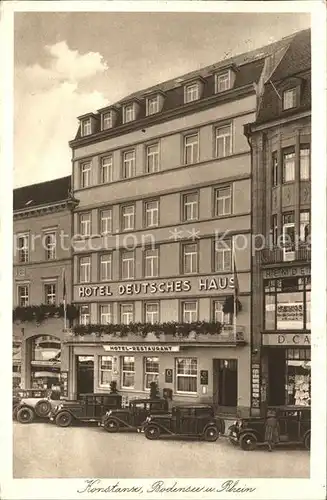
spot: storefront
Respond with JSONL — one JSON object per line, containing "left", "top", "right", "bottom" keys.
{"left": 29, "top": 335, "right": 61, "bottom": 390}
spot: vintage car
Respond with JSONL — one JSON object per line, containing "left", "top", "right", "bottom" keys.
{"left": 49, "top": 393, "right": 123, "bottom": 427}
{"left": 142, "top": 404, "right": 225, "bottom": 441}
{"left": 228, "top": 406, "right": 311, "bottom": 451}
{"left": 15, "top": 389, "right": 62, "bottom": 424}
{"left": 101, "top": 398, "right": 169, "bottom": 432}
{"left": 13, "top": 389, "right": 51, "bottom": 420}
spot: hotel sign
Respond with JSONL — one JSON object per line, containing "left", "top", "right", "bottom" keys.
{"left": 78, "top": 276, "right": 235, "bottom": 298}
{"left": 262, "top": 334, "right": 310, "bottom": 346}
{"left": 103, "top": 345, "right": 180, "bottom": 352}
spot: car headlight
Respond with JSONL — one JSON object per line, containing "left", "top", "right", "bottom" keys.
{"left": 56, "top": 404, "right": 63, "bottom": 412}
{"left": 106, "top": 410, "right": 112, "bottom": 417}
{"left": 146, "top": 416, "right": 151, "bottom": 423}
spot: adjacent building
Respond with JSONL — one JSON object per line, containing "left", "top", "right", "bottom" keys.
{"left": 246, "top": 29, "right": 311, "bottom": 414}
{"left": 13, "top": 177, "right": 77, "bottom": 389}
{"left": 62, "top": 35, "right": 298, "bottom": 415}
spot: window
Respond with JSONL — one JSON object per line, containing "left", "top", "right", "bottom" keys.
{"left": 264, "top": 277, "right": 311, "bottom": 331}
{"left": 144, "top": 357, "right": 159, "bottom": 389}
{"left": 100, "top": 156, "right": 113, "bottom": 184}
{"left": 79, "top": 256, "right": 91, "bottom": 283}
{"left": 79, "top": 305, "right": 90, "bottom": 325}
{"left": 79, "top": 212, "right": 91, "bottom": 237}
{"left": 121, "top": 251, "right": 135, "bottom": 280}
{"left": 213, "top": 300, "right": 231, "bottom": 324}
{"left": 120, "top": 304, "right": 134, "bottom": 325}
{"left": 17, "top": 285, "right": 29, "bottom": 307}
{"left": 44, "top": 283, "right": 56, "bottom": 305}
{"left": 215, "top": 124, "right": 232, "bottom": 158}
{"left": 17, "top": 234, "right": 29, "bottom": 263}
{"left": 81, "top": 118, "right": 91, "bottom": 136}
{"left": 102, "top": 112, "right": 112, "bottom": 130}
{"left": 300, "top": 146, "right": 310, "bottom": 180}
{"left": 123, "top": 104, "right": 134, "bottom": 124}
{"left": 99, "top": 356, "right": 113, "bottom": 386}
{"left": 182, "top": 301, "right": 198, "bottom": 323}
{"left": 146, "top": 143, "right": 159, "bottom": 173}
{"left": 215, "top": 71, "right": 231, "bottom": 93}
{"left": 45, "top": 232, "right": 56, "bottom": 260}
{"left": 122, "top": 150, "right": 136, "bottom": 179}
{"left": 182, "top": 243, "right": 198, "bottom": 274}
{"left": 184, "top": 83, "right": 199, "bottom": 103}
{"left": 282, "top": 212, "right": 295, "bottom": 259}
{"left": 184, "top": 133, "right": 199, "bottom": 165}
{"left": 145, "top": 200, "right": 159, "bottom": 228}
{"left": 214, "top": 239, "right": 232, "bottom": 271}
{"left": 146, "top": 96, "right": 159, "bottom": 116}
{"left": 121, "top": 205, "right": 135, "bottom": 231}
{"left": 183, "top": 192, "right": 198, "bottom": 221}
{"left": 272, "top": 152, "right": 278, "bottom": 186}
{"left": 215, "top": 186, "right": 232, "bottom": 216}
{"left": 100, "top": 209, "right": 112, "bottom": 235}
{"left": 283, "top": 88, "right": 297, "bottom": 110}
{"left": 282, "top": 150, "right": 295, "bottom": 182}
{"left": 144, "top": 248, "right": 159, "bottom": 278}
{"left": 121, "top": 356, "right": 135, "bottom": 388}
{"left": 176, "top": 358, "right": 197, "bottom": 393}
{"left": 271, "top": 214, "right": 278, "bottom": 246}
{"left": 300, "top": 211, "right": 310, "bottom": 243}
{"left": 99, "top": 304, "right": 113, "bottom": 324}
{"left": 99, "top": 253, "right": 112, "bottom": 281}
{"left": 80, "top": 162, "right": 91, "bottom": 188}
{"left": 145, "top": 302, "right": 159, "bottom": 324}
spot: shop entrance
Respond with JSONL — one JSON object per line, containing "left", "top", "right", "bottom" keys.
{"left": 76, "top": 356, "right": 94, "bottom": 396}
{"left": 213, "top": 359, "right": 238, "bottom": 413}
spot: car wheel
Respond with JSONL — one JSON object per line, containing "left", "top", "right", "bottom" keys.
{"left": 240, "top": 432, "right": 257, "bottom": 451}
{"left": 104, "top": 419, "right": 119, "bottom": 433}
{"left": 144, "top": 425, "right": 160, "bottom": 440}
{"left": 204, "top": 426, "right": 219, "bottom": 442}
{"left": 35, "top": 400, "right": 52, "bottom": 418}
{"left": 55, "top": 411, "right": 73, "bottom": 427}
{"left": 17, "top": 407, "right": 34, "bottom": 424}
{"left": 304, "top": 432, "right": 310, "bottom": 450}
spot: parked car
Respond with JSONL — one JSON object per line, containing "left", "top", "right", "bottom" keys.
{"left": 13, "top": 389, "right": 50, "bottom": 420}
{"left": 142, "top": 404, "right": 225, "bottom": 442}
{"left": 49, "top": 393, "right": 122, "bottom": 427}
{"left": 228, "top": 406, "right": 311, "bottom": 451}
{"left": 101, "top": 398, "right": 169, "bottom": 432}
{"left": 15, "top": 389, "right": 62, "bottom": 424}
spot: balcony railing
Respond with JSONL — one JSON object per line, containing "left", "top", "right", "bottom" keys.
{"left": 260, "top": 245, "right": 311, "bottom": 265}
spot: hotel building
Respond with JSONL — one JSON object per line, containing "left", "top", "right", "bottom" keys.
{"left": 62, "top": 35, "right": 298, "bottom": 415}
{"left": 246, "top": 29, "right": 311, "bottom": 413}
{"left": 13, "top": 177, "right": 77, "bottom": 390}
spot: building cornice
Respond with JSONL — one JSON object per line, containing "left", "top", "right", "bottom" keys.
{"left": 13, "top": 199, "right": 79, "bottom": 220}
{"left": 245, "top": 110, "right": 311, "bottom": 135}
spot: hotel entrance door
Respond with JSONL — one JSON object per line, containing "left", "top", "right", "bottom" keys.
{"left": 76, "top": 356, "right": 94, "bottom": 396}
{"left": 213, "top": 359, "right": 238, "bottom": 414}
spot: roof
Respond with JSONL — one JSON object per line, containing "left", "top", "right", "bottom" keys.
{"left": 72, "top": 30, "right": 305, "bottom": 142}
{"left": 13, "top": 176, "right": 71, "bottom": 211}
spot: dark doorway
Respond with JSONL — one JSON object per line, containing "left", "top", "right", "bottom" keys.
{"left": 76, "top": 356, "right": 94, "bottom": 396}
{"left": 268, "top": 348, "right": 285, "bottom": 406}
{"left": 213, "top": 359, "right": 238, "bottom": 413}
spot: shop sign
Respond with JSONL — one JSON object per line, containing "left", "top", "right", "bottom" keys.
{"left": 78, "top": 276, "right": 234, "bottom": 298}
{"left": 165, "top": 369, "right": 173, "bottom": 383}
{"left": 277, "top": 302, "right": 304, "bottom": 329}
{"left": 30, "top": 360, "right": 60, "bottom": 367}
{"left": 262, "top": 333, "right": 311, "bottom": 346}
{"left": 263, "top": 266, "right": 310, "bottom": 279}
{"left": 251, "top": 363, "right": 260, "bottom": 408}
{"left": 103, "top": 345, "right": 180, "bottom": 352}
{"left": 200, "top": 370, "right": 209, "bottom": 385}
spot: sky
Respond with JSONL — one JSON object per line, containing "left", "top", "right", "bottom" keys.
{"left": 14, "top": 11, "right": 311, "bottom": 188}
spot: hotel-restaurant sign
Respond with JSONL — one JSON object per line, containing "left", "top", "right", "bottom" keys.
{"left": 262, "top": 333, "right": 310, "bottom": 346}
{"left": 77, "top": 275, "right": 235, "bottom": 299}
{"left": 103, "top": 345, "right": 180, "bottom": 352}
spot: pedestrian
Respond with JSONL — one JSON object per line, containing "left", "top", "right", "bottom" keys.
{"left": 265, "top": 409, "right": 280, "bottom": 452}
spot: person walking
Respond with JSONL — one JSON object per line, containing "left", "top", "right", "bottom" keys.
{"left": 265, "top": 409, "right": 280, "bottom": 452}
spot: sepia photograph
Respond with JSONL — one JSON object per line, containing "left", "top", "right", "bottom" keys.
{"left": 1, "top": 1, "right": 326, "bottom": 499}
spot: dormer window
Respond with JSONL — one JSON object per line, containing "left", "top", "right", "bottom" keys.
{"left": 184, "top": 83, "right": 199, "bottom": 104}
{"left": 215, "top": 70, "right": 232, "bottom": 93}
{"left": 146, "top": 96, "right": 159, "bottom": 116}
{"left": 81, "top": 118, "right": 91, "bottom": 137}
{"left": 102, "top": 112, "right": 112, "bottom": 130}
{"left": 123, "top": 104, "right": 135, "bottom": 124}
{"left": 283, "top": 88, "right": 297, "bottom": 110}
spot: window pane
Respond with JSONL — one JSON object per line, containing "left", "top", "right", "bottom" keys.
{"left": 276, "top": 291, "right": 304, "bottom": 329}
{"left": 300, "top": 147, "right": 310, "bottom": 180}
{"left": 265, "top": 294, "right": 275, "bottom": 330}
{"left": 283, "top": 151, "right": 295, "bottom": 182}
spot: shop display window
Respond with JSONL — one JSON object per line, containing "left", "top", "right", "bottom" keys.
{"left": 286, "top": 348, "right": 311, "bottom": 406}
